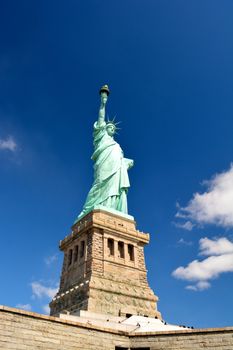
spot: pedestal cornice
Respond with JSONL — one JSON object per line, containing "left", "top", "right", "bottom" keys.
{"left": 60, "top": 209, "right": 150, "bottom": 250}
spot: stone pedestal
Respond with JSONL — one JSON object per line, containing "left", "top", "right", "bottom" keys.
{"left": 50, "top": 209, "right": 161, "bottom": 319}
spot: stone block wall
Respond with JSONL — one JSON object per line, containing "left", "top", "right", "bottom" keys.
{"left": 0, "top": 306, "right": 129, "bottom": 350}
{"left": 0, "top": 306, "right": 233, "bottom": 350}
{"left": 130, "top": 328, "right": 233, "bottom": 349}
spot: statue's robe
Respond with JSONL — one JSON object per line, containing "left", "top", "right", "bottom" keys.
{"left": 76, "top": 121, "right": 131, "bottom": 221}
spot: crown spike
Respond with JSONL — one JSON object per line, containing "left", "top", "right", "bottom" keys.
{"left": 106, "top": 115, "right": 121, "bottom": 133}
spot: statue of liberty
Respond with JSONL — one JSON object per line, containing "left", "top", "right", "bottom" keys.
{"left": 75, "top": 85, "right": 134, "bottom": 222}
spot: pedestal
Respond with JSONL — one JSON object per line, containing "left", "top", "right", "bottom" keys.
{"left": 50, "top": 209, "right": 161, "bottom": 319}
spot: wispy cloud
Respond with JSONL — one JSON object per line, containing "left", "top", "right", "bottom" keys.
{"left": 31, "top": 281, "right": 58, "bottom": 299}
{"left": 176, "top": 164, "right": 233, "bottom": 229}
{"left": 0, "top": 136, "right": 17, "bottom": 152}
{"left": 42, "top": 304, "right": 50, "bottom": 315}
{"left": 177, "top": 238, "right": 193, "bottom": 246}
{"left": 172, "top": 237, "right": 233, "bottom": 291}
{"left": 16, "top": 303, "right": 32, "bottom": 311}
{"left": 44, "top": 254, "right": 58, "bottom": 266}
{"left": 174, "top": 221, "right": 195, "bottom": 231}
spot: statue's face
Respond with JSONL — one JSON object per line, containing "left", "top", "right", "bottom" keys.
{"left": 101, "top": 92, "right": 108, "bottom": 104}
{"left": 106, "top": 123, "right": 116, "bottom": 136}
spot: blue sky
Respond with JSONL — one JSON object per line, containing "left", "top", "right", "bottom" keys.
{"left": 0, "top": 0, "right": 233, "bottom": 327}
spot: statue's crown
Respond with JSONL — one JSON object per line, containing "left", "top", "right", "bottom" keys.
{"left": 106, "top": 116, "right": 121, "bottom": 130}
{"left": 99, "top": 84, "right": 110, "bottom": 96}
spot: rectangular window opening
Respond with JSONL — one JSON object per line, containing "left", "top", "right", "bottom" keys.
{"left": 74, "top": 245, "right": 79, "bottom": 262}
{"left": 80, "top": 241, "right": 85, "bottom": 258}
{"left": 68, "top": 249, "right": 73, "bottom": 266}
{"left": 107, "top": 238, "right": 114, "bottom": 256}
{"left": 128, "top": 244, "right": 134, "bottom": 261}
{"left": 118, "top": 241, "right": 124, "bottom": 259}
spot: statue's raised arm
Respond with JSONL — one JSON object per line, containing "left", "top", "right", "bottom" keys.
{"left": 75, "top": 85, "right": 134, "bottom": 223}
{"left": 97, "top": 85, "right": 110, "bottom": 126}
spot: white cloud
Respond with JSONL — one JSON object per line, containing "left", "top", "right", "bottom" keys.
{"left": 173, "top": 253, "right": 233, "bottom": 281}
{"left": 31, "top": 282, "right": 58, "bottom": 299}
{"left": 199, "top": 237, "right": 233, "bottom": 256}
{"left": 176, "top": 164, "right": 233, "bottom": 229}
{"left": 16, "top": 303, "right": 32, "bottom": 311}
{"left": 44, "top": 254, "right": 58, "bottom": 266}
{"left": 42, "top": 304, "right": 50, "bottom": 315}
{"left": 186, "top": 281, "right": 211, "bottom": 291}
{"left": 172, "top": 237, "right": 233, "bottom": 291}
{"left": 0, "top": 136, "right": 17, "bottom": 152}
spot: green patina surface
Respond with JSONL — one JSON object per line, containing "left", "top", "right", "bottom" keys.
{"left": 74, "top": 85, "right": 133, "bottom": 223}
